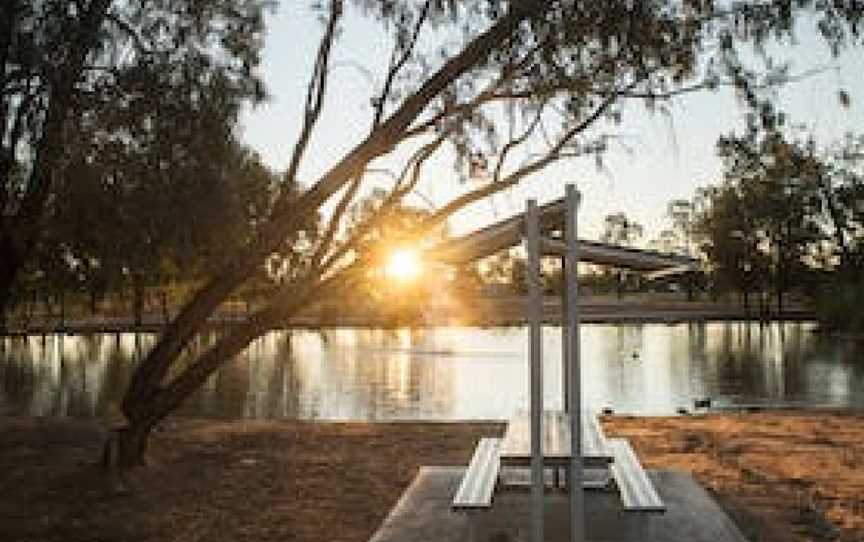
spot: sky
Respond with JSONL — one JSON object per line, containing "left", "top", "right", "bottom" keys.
{"left": 241, "top": 2, "right": 864, "bottom": 242}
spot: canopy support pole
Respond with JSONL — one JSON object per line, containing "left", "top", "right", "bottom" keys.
{"left": 525, "top": 199, "right": 544, "bottom": 542}
{"left": 566, "top": 184, "right": 585, "bottom": 542}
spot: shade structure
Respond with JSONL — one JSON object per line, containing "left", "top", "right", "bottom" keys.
{"left": 428, "top": 196, "right": 696, "bottom": 274}
{"left": 425, "top": 186, "right": 696, "bottom": 542}
{"left": 523, "top": 187, "right": 586, "bottom": 542}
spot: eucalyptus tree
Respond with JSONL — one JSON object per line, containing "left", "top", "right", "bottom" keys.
{"left": 0, "top": 0, "right": 269, "bottom": 325}
{"left": 601, "top": 212, "right": 644, "bottom": 247}
{"left": 107, "top": 0, "right": 864, "bottom": 469}
{"left": 816, "top": 134, "right": 864, "bottom": 274}
{"left": 667, "top": 199, "right": 693, "bottom": 254}
{"left": 694, "top": 183, "right": 769, "bottom": 308}
{"left": 715, "top": 131, "right": 825, "bottom": 311}
{"left": 601, "top": 212, "right": 643, "bottom": 296}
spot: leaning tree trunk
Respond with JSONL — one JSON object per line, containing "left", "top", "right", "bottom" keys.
{"left": 103, "top": 419, "right": 155, "bottom": 470}
{"left": 0, "top": 237, "right": 22, "bottom": 332}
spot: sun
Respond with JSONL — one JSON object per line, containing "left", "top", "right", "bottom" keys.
{"left": 385, "top": 248, "right": 423, "bottom": 283}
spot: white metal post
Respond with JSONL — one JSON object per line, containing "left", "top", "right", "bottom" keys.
{"left": 525, "top": 199, "right": 544, "bottom": 542}
{"left": 566, "top": 184, "right": 585, "bottom": 542}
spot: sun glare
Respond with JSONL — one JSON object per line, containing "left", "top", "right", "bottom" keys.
{"left": 385, "top": 248, "right": 423, "bottom": 283}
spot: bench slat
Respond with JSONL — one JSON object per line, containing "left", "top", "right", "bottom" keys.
{"left": 609, "top": 438, "right": 665, "bottom": 513}
{"left": 452, "top": 438, "right": 501, "bottom": 511}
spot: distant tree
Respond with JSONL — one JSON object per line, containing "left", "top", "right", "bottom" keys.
{"left": 650, "top": 229, "right": 679, "bottom": 254}
{"left": 815, "top": 134, "right": 864, "bottom": 274}
{"left": 601, "top": 212, "right": 644, "bottom": 247}
{"left": 38, "top": 138, "right": 278, "bottom": 324}
{"left": 479, "top": 251, "right": 524, "bottom": 293}
{"left": 715, "top": 131, "right": 824, "bottom": 312}
{"left": 694, "top": 183, "right": 769, "bottom": 309}
{"left": 666, "top": 199, "right": 693, "bottom": 255}
{"left": 600, "top": 212, "right": 643, "bottom": 297}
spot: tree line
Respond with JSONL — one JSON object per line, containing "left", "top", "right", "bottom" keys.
{"left": 692, "top": 129, "right": 864, "bottom": 328}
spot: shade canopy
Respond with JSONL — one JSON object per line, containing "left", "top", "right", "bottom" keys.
{"left": 428, "top": 196, "right": 697, "bottom": 277}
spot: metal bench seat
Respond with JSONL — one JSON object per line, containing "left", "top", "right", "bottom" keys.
{"left": 452, "top": 437, "right": 501, "bottom": 511}
{"left": 609, "top": 438, "right": 665, "bottom": 512}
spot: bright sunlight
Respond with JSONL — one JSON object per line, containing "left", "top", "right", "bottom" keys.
{"left": 385, "top": 248, "right": 423, "bottom": 283}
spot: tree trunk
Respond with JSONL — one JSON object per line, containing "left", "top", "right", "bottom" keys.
{"left": 0, "top": 237, "right": 21, "bottom": 332}
{"left": 59, "top": 290, "right": 66, "bottom": 330}
{"left": 102, "top": 420, "right": 154, "bottom": 470}
{"left": 133, "top": 283, "right": 143, "bottom": 328}
{"left": 90, "top": 288, "right": 99, "bottom": 315}
{"left": 160, "top": 289, "right": 169, "bottom": 324}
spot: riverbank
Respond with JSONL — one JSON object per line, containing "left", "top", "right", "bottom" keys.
{"left": 2, "top": 412, "right": 861, "bottom": 542}
{"left": 1, "top": 295, "right": 814, "bottom": 335}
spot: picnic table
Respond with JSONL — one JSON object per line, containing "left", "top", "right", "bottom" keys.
{"left": 453, "top": 409, "right": 664, "bottom": 513}
{"left": 499, "top": 410, "right": 613, "bottom": 470}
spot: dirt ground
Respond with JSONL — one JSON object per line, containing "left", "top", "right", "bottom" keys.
{"left": 604, "top": 411, "right": 864, "bottom": 542}
{"left": 1, "top": 412, "right": 863, "bottom": 542}
{"left": 0, "top": 417, "right": 502, "bottom": 542}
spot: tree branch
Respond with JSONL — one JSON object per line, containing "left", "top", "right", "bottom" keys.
{"left": 372, "top": 0, "right": 432, "bottom": 129}
{"left": 278, "top": 0, "right": 342, "bottom": 207}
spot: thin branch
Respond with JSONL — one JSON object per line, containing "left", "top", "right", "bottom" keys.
{"left": 372, "top": 0, "right": 432, "bottom": 128}
{"left": 492, "top": 103, "right": 545, "bottom": 183}
{"left": 104, "top": 11, "right": 154, "bottom": 55}
{"left": 277, "top": 0, "right": 342, "bottom": 209}
{"left": 310, "top": 174, "right": 362, "bottom": 268}
{"left": 420, "top": 87, "right": 626, "bottom": 232}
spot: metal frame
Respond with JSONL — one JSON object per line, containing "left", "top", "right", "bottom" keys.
{"left": 524, "top": 200, "right": 545, "bottom": 542}
{"left": 524, "top": 185, "right": 585, "bottom": 542}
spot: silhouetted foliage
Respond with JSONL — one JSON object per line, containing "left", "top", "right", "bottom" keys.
{"left": 0, "top": 0, "right": 271, "bottom": 324}
{"left": 694, "top": 129, "right": 864, "bottom": 317}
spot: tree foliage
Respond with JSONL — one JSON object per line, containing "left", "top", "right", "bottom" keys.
{"left": 694, "top": 129, "right": 864, "bottom": 313}
{"left": 0, "top": 0, "right": 270, "bottom": 321}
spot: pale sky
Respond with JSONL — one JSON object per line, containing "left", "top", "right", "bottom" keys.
{"left": 241, "top": 2, "right": 864, "bottom": 242}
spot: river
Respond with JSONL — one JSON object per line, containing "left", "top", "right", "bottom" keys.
{"left": 1, "top": 322, "right": 863, "bottom": 420}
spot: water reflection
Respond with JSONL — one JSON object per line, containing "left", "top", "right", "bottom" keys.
{"left": 1, "top": 322, "right": 863, "bottom": 420}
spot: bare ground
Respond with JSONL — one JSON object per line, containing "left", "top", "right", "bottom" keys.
{"left": 2, "top": 412, "right": 863, "bottom": 542}
{"left": 0, "top": 417, "right": 502, "bottom": 542}
{"left": 604, "top": 411, "right": 864, "bottom": 542}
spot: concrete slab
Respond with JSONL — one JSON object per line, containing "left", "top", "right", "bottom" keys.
{"left": 368, "top": 467, "right": 749, "bottom": 542}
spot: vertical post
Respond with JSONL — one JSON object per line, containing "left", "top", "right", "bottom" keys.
{"left": 525, "top": 199, "right": 544, "bottom": 542}
{"left": 566, "top": 185, "right": 585, "bottom": 542}
{"left": 561, "top": 256, "right": 569, "bottom": 413}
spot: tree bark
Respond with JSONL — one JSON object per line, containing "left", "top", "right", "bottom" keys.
{"left": 103, "top": 421, "right": 154, "bottom": 470}
{"left": 133, "top": 283, "right": 143, "bottom": 328}
{"left": 0, "top": 236, "right": 21, "bottom": 331}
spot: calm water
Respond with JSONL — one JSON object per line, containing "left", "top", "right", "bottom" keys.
{"left": 2, "top": 322, "right": 863, "bottom": 420}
